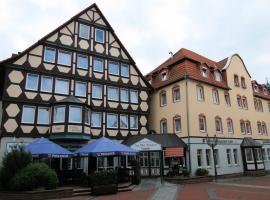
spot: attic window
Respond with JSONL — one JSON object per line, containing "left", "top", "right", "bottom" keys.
{"left": 254, "top": 85, "right": 259, "bottom": 92}
{"left": 214, "top": 71, "right": 222, "bottom": 82}
{"left": 201, "top": 67, "right": 208, "bottom": 78}
{"left": 263, "top": 87, "right": 268, "bottom": 95}
{"left": 161, "top": 71, "right": 168, "bottom": 81}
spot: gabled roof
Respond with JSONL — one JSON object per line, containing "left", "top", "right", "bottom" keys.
{"left": 56, "top": 95, "right": 84, "bottom": 104}
{"left": 0, "top": 3, "right": 151, "bottom": 89}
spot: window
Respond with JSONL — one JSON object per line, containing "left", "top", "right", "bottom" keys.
{"left": 237, "top": 95, "right": 242, "bottom": 108}
{"left": 108, "top": 61, "right": 119, "bottom": 75}
{"left": 58, "top": 50, "right": 72, "bottom": 66}
{"left": 121, "top": 64, "right": 129, "bottom": 77}
{"left": 174, "top": 116, "right": 181, "bottom": 133}
{"left": 257, "top": 121, "right": 262, "bottom": 134}
{"left": 22, "top": 106, "right": 35, "bottom": 123}
{"left": 214, "top": 71, "right": 222, "bottom": 82}
{"left": 161, "top": 119, "right": 168, "bottom": 134}
{"left": 55, "top": 79, "right": 69, "bottom": 95}
{"left": 262, "top": 122, "right": 267, "bottom": 135}
{"left": 206, "top": 149, "right": 211, "bottom": 167}
{"left": 150, "top": 152, "right": 160, "bottom": 167}
{"left": 257, "top": 99, "right": 263, "bottom": 112}
{"left": 263, "top": 87, "right": 268, "bottom": 95}
{"left": 242, "top": 96, "right": 248, "bottom": 109}
{"left": 160, "top": 91, "right": 167, "bottom": 106}
{"left": 79, "top": 23, "right": 90, "bottom": 39}
{"left": 196, "top": 85, "right": 204, "bottom": 101}
{"left": 227, "top": 118, "right": 234, "bottom": 134}
{"left": 226, "top": 149, "right": 232, "bottom": 165}
{"left": 241, "top": 77, "right": 246, "bottom": 88}
{"left": 91, "top": 112, "right": 101, "bottom": 127}
{"left": 201, "top": 67, "right": 208, "bottom": 78}
{"left": 41, "top": 76, "right": 53, "bottom": 92}
{"left": 93, "top": 57, "right": 104, "bottom": 72}
{"left": 199, "top": 115, "right": 206, "bottom": 132}
{"left": 107, "top": 113, "right": 118, "bottom": 128}
{"left": 255, "top": 148, "right": 263, "bottom": 162}
{"left": 245, "top": 148, "right": 254, "bottom": 163}
{"left": 108, "top": 86, "right": 119, "bottom": 101}
{"left": 26, "top": 74, "right": 39, "bottom": 91}
{"left": 212, "top": 89, "right": 220, "bottom": 104}
{"left": 95, "top": 28, "right": 105, "bottom": 43}
{"left": 77, "top": 54, "right": 88, "bottom": 70}
{"left": 120, "top": 88, "right": 129, "bottom": 102}
{"left": 69, "top": 106, "right": 82, "bottom": 123}
{"left": 130, "top": 115, "right": 138, "bottom": 129}
{"left": 224, "top": 92, "right": 231, "bottom": 107}
{"left": 120, "top": 114, "right": 128, "bottom": 129}
{"left": 161, "top": 71, "right": 168, "bottom": 81}
{"left": 173, "top": 87, "right": 180, "bottom": 102}
{"left": 213, "top": 149, "right": 219, "bottom": 166}
{"left": 54, "top": 106, "right": 65, "bottom": 123}
{"left": 197, "top": 149, "right": 203, "bottom": 167}
{"left": 267, "top": 148, "right": 270, "bottom": 160}
{"left": 254, "top": 84, "right": 259, "bottom": 92}
{"left": 130, "top": 90, "right": 138, "bottom": 104}
{"left": 245, "top": 121, "right": 252, "bottom": 134}
{"left": 262, "top": 148, "right": 267, "bottom": 161}
{"left": 92, "top": 84, "right": 102, "bottom": 99}
{"left": 233, "top": 149, "right": 239, "bottom": 164}
{"left": 234, "top": 75, "right": 239, "bottom": 87}
{"left": 37, "top": 107, "right": 50, "bottom": 124}
{"left": 215, "top": 117, "right": 222, "bottom": 133}
{"left": 240, "top": 120, "right": 246, "bottom": 134}
{"left": 44, "top": 47, "right": 56, "bottom": 63}
{"left": 75, "top": 82, "right": 87, "bottom": 97}
{"left": 85, "top": 108, "right": 90, "bottom": 125}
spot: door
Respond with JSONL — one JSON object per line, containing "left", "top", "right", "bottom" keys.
{"left": 140, "top": 152, "right": 149, "bottom": 176}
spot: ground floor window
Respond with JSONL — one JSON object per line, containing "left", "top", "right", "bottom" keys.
{"left": 205, "top": 149, "right": 211, "bottom": 167}
{"left": 255, "top": 148, "right": 263, "bottom": 162}
{"left": 233, "top": 149, "right": 239, "bottom": 164}
{"left": 213, "top": 149, "right": 219, "bottom": 166}
{"left": 267, "top": 148, "right": 270, "bottom": 160}
{"left": 197, "top": 149, "right": 203, "bottom": 167}
{"left": 150, "top": 152, "right": 160, "bottom": 167}
{"left": 226, "top": 149, "right": 232, "bottom": 165}
{"left": 140, "top": 152, "right": 148, "bottom": 167}
{"left": 245, "top": 148, "right": 254, "bottom": 163}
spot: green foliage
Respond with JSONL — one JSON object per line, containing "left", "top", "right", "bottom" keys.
{"left": 195, "top": 168, "right": 209, "bottom": 176}
{"left": 0, "top": 146, "right": 32, "bottom": 189}
{"left": 9, "top": 163, "right": 58, "bottom": 191}
{"left": 90, "top": 170, "right": 117, "bottom": 186}
{"left": 182, "top": 169, "right": 190, "bottom": 177}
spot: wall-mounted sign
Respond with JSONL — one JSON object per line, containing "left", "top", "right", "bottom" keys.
{"left": 131, "top": 138, "right": 161, "bottom": 151}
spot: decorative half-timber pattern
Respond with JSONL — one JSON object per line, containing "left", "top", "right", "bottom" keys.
{"left": 0, "top": 3, "right": 151, "bottom": 140}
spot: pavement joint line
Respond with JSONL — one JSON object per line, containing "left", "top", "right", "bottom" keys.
{"left": 208, "top": 188, "right": 228, "bottom": 200}
{"left": 214, "top": 182, "right": 270, "bottom": 189}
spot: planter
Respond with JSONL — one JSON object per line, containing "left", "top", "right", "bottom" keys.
{"left": 92, "top": 184, "right": 117, "bottom": 195}
{"left": 165, "top": 176, "right": 213, "bottom": 184}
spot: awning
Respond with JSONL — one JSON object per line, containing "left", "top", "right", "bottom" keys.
{"left": 165, "top": 147, "right": 184, "bottom": 157}
{"left": 241, "top": 137, "right": 262, "bottom": 147}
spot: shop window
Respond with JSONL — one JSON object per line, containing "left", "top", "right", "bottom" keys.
{"left": 22, "top": 106, "right": 35, "bottom": 124}
{"left": 26, "top": 73, "right": 39, "bottom": 91}
{"left": 255, "top": 148, "right": 263, "bottom": 162}
{"left": 150, "top": 152, "right": 160, "bottom": 167}
{"left": 140, "top": 152, "right": 148, "bottom": 167}
{"left": 130, "top": 90, "right": 138, "bottom": 104}
{"left": 41, "top": 76, "right": 53, "bottom": 92}
{"left": 196, "top": 85, "right": 204, "bottom": 101}
{"left": 160, "top": 91, "right": 167, "bottom": 106}
{"left": 245, "top": 148, "right": 254, "bottom": 163}
{"left": 54, "top": 106, "right": 65, "bottom": 123}
{"left": 233, "top": 149, "right": 238, "bottom": 164}
{"left": 37, "top": 107, "right": 50, "bottom": 125}
{"left": 44, "top": 47, "right": 56, "bottom": 63}
{"left": 58, "top": 50, "right": 72, "bottom": 66}
{"left": 79, "top": 23, "right": 90, "bottom": 39}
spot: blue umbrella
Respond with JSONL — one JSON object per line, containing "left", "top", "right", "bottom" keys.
{"left": 74, "top": 137, "right": 139, "bottom": 156}
{"left": 25, "top": 137, "right": 72, "bottom": 158}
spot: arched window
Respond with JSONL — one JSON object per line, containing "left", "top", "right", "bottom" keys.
{"left": 257, "top": 121, "right": 262, "bottom": 134}
{"left": 160, "top": 118, "right": 168, "bottom": 134}
{"left": 262, "top": 122, "right": 267, "bottom": 135}
{"left": 227, "top": 118, "right": 234, "bottom": 134}
{"left": 242, "top": 96, "right": 248, "bottom": 109}
{"left": 215, "top": 116, "right": 223, "bottom": 133}
{"left": 212, "top": 89, "right": 220, "bottom": 104}
{"left": 245, "top": 121, "right": 252, "bottom": 135}
{"left": 173, "top": 115, "right": 182, "bottom": 133}
{"left": 214, "top": 71, "right": 222, "bottom": 82}
{"left": 240, "top": 120, "right": 246, "bottom": 134}
{"left": 237, "top": 95, "right": 242, "bottom": 108}
{"left": 224, "top": 92, "right": 231, "bottom": 107}
{"left": 234, "top": 75, "right": 239, "bottom": 87}
{"left": 198, "top": 114, "right": 206, "bottom": 132}
{"left": 196, "top": 85, "right": 204, "bottom": 101}
{"left": 172, "top": 86, "right": 180, "bottom": 102}
{"left": 241, "top": 77, "right": 246, "bottom": 88}
{"left": 160, "top": 90, "right": 167, "bottom": 106}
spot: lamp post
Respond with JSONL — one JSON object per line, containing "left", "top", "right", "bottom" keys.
{"left": 206, "top": 134, "right": 218, "bottom": 180}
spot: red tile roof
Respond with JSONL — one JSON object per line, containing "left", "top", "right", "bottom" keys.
{"left": 252, "top": 81, "right": 270, "bottom": 100}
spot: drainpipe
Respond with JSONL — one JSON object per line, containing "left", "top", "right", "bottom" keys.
{"left": 185, "top": 75, "right": 192, "bottom": 174}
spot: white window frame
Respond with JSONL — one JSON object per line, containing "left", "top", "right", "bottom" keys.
{"left": 68, "top": 106, "right": 82, "bottom": 123}
{"left": 53, "top": 106, "right": 66, "bottom": 123}
{"left": 91, "top": 112, "right": 102, "bottom": 128}
{"left": 79, "top": 23, "right": 90, "bottom": 39}
{"left": 120, "top": 114, "right": 128, "bottom": 129}
{"left": 120, "top": 88, "right": 129, "bottom": 102}
{"left": 215, "top": 117, "right": 222, "bottom": 133}
{"left": 199, "top": 115, "right": 206, "bottom": 132}
{"left": 160, "top": 91, "right": 167, "bottom": 106}
{"left": 107, "top": 86, "right": 119, "bottom": 101}
{"left": 57, "top": 50, "right": 72, "bottom": 66}
{"left": 92, "top": 84, "right": 102, "bottom": 99}
{"left": 161, "top": 71, "right": 168, "bottom": 81}
{"left": 212, "top": 89, "right": 219, "bottom": 104}
{"left": 161, "top": 119, "right": 168, "bottom": 134}
{"left": 108, "top": 61, "right": 119, "bottom": 76}
{"left": 77, "top": 54, "right": 88, "bottom": 70}
{"left": 44, "top": 46, "right": 56, "bottom": 63}
{"left": 196, "top": 86, "right": 204, "bottom": 101}
{"left": 21, "top": 106, "right": 36, "bottom": 124}
{"left": 40, "top": 76, "right": 53, "bottom": 92}
{"left": 93, "top": 57, "right": 104, "bottom": 72}
{"left": 26, "top": 73, "right": 39, "bottom": 91}
{"left": 197, "top": 149, "right": 203, "bottom": 167}
{"left": 55, "top": 78, "right": 69, "bottom": 95}
{"left": 95, "top": 28, "right": 105, "bottom": 43}
{"left": 37, "top": 107, "right": 50, "bottom": 125}
{"left": 75, "top": 81, "right": 87, "bottom": 97}
{"left": 130, "top": 90, "right": 138, "bottom": 104}
{"left": 214, "top": 71, "right": 222, "bottom": 82}
{"left": 174, "top": 116, "right": 182, "bottom": 133}
{"left": 107, "top": 113, "right": 118, "bottom": 128}
{"left": 173, "top": 87, "right": 180, "bottom": 102}
{"left": 233, "top": 149, "right": 239, "bottom": 165}
{"left": 121, "top": 63, "right": 129, "bottom": 77}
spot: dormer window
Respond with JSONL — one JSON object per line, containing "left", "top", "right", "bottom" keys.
{"left": 254, "top": 85, "right": 259, "bottom": 92}
{"left": 161, "top": 71, "right": 168, "bottom": 81}
{"left": 214, "top": 71, "right": 222, "bottom": 82}
{"left": 263, "top": 87, "right": 268, "bottom": 95}
{"left": 201, "top": 67, "right": 208, "bottom": 78}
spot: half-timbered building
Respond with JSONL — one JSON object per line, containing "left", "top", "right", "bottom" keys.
{"left": 0, "top": 3, "right": 150, "bottom": 163}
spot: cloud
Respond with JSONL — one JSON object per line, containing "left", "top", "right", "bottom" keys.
{"left": 0, "top": 0, "right": 270, "bottom": 83}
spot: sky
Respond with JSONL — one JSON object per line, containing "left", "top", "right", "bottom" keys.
{"left": 0, "top": 0, "right": 269, "bottom": 83}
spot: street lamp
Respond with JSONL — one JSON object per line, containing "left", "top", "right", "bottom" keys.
{"left": 206, "top": 134, "right": 218, "bottom": 180}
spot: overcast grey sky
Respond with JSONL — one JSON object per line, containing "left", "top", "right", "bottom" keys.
{"left": 0, "top": 0, "right": 269, "bottom": 83}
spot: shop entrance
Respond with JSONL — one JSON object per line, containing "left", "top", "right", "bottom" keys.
{"left": 140, "top": 151, "right": 161, "bottom": 176}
